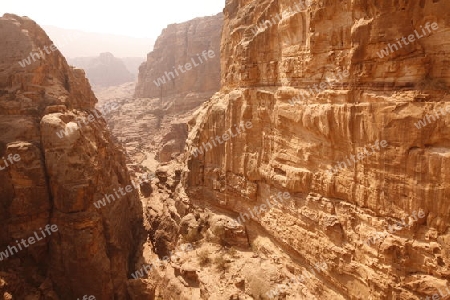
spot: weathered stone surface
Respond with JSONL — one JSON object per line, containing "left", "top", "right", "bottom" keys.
{"left": 0, "top": 14, "right": 145, "bottom": 298}
{"left": 127, "top": 280, "right": 156, "bottom": 300}
{"left": 184, "top": 1, "right": 450, "bottom": 299}
{"left": 135, "top": 13, "right": 222, "bottom": 99}
{"left": 207, "top": 215, "right": 249, "bottom": 247}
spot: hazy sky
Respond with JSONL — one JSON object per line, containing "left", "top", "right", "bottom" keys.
{"left": 0, "top": 0, "right": 225, "bottom": 38}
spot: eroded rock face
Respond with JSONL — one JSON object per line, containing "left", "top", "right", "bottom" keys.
{"left": 0, "top": 14, "right": 144, "bottom": 299}
{"left": 185, "top": 1, "right": 450, "bottom": 299}
{"left": 135, "top": 13, "right": 222, "bottom": 99}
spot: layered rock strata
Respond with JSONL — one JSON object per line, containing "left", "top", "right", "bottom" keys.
{"left": 0, "top": 14, "right": 144, "bottom": 299}
{"left": 184, "top": 0, "right": 450, "bottom": 299}
{"left": 135, "top": 13, "right": 222, "bottom": 99}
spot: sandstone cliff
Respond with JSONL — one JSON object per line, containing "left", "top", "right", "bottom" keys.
{"left": 183, "top": 0, "right": 450, "bottom": 299}
{"left": 135, "top": 13, "right": 222, "bottom": 99}
{"left": 0, "top": 14, "right": 145, "bottom": 299}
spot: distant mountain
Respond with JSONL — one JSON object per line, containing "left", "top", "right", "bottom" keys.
{"left": 68, "top": 53, "right": 136, "bottom": 87}
{"left": 68, "top": 55, "right": 144, "bottom": 80}
{"left": 42, "top": 25, "right": 154, "bottom": 58}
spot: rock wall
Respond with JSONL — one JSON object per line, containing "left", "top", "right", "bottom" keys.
{"left": 135, "top": 13, "right": 222, "bottom": 99}
{"left": 0, "top": 14, "right": 144, "bottom": 299}
{"left": 186, "top": 0, "right": 450, "bottom": 299}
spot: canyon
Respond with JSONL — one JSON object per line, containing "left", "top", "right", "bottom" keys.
{"left": 1, "top": 0, "right": 450, "bottom": 299}
{"left": 100, "top": 13, "right": 222, "bottom": 173}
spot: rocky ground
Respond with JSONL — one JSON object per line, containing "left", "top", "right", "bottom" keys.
{"left": 130, "top": 160, "right": 346, "bottom": 300}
